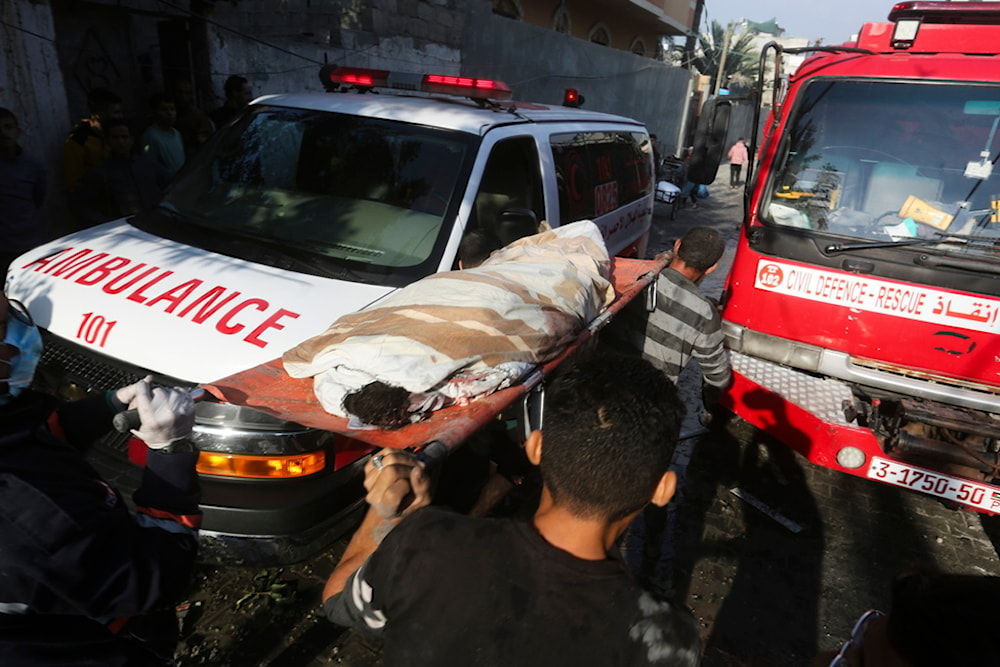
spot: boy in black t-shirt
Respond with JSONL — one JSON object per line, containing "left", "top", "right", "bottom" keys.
{"left": 322, "top": 352, "right": 701, "bottom": 666}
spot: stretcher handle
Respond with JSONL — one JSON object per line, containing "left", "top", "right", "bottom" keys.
{"left": 415, "top": 440, "right": 449, "bottom": 467}
{"left": 113, "top": 388, "right": 206, "bottom": 434}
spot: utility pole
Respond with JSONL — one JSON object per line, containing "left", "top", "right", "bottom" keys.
{"left": 713, "top": 21, "right": 734, "bottom": 95}
{"left": 683, "top": 0, "right": 705, "bottom": 69}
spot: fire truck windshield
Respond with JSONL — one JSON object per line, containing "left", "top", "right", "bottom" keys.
{"left": 763, "top": 80, "right": 1000, "bottom": 256}
{"left": 146, "top": 106, "right": 476, "bottom": 287}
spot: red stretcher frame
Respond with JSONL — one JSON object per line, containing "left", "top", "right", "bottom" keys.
{"left": 202, "top": 256, "right": 664, "bottom": 456}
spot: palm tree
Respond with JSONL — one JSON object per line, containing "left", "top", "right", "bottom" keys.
{"left": 691, "top": 20, "right": 760, "bottom": 95}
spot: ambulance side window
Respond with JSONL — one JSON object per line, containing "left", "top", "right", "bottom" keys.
{"left": 471, "top": 138, "right": 544, "bottom": 243}
{"left": 551, "top": 131, "right": 652, "bottom": 224}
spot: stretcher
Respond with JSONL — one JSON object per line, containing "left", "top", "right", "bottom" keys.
{"left": 202, "top": 256, "right": 664, "bottom": 463}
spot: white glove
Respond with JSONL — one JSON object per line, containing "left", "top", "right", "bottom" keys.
{"left": 130, "top": 381, "right": 195, "bottom": 449}
{"left": 112, "top": 375, "right": 154, "bottom": 412}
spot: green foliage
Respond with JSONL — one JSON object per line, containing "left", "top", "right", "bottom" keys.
{"left": 691, "top": 20, "right": 760, "bottom": 94}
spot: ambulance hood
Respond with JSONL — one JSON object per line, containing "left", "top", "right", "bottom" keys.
{"left": 5, "top": 222, "right": 396, "bottom": 384}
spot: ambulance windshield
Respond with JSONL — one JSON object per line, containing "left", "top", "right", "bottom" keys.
{"left": 155, "top": 105, "right": 475, "bottom": 285}
{"left": 763, "top": 80, "right": 1000, "bottom": 255}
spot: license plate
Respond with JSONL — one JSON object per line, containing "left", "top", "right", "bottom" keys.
{"left": 867, "top": 457, "right": 1000, "bottom": 513}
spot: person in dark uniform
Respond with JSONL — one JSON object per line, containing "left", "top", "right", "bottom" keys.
{"left": 0, "top": 291, "right": 201, "bottom": 666}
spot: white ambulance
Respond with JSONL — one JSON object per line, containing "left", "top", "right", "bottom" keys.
{"left": 5, "top": 67, "right": 655, "bottom": 564}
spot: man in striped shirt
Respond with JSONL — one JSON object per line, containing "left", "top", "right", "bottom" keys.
{"left": 613, "top": 227, "right": 731, "bottom": 593}
{"left": 618, "top": 226, "right": 732, "bottom": 403}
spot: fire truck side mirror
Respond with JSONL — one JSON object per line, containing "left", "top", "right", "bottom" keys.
{"left": 687, "top": 99, "right": 732, "bottom": 185}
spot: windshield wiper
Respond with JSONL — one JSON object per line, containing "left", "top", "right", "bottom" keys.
{"left": 822, "top": 228, "right": 1000, "bottom": 254}
{"left": 914, "top": 252, "right": 1000, "bottom": 275}
{"left": 824, "top": 238, "right": 951, "bottom": 253}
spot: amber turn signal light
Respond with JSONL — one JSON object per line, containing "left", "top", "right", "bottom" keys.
{"left": 196, "top": 451, "right": 326, "bottom": 479}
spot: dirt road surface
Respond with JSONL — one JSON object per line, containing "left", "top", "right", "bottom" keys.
{"left": 173, "top": 169, "right": 1000, "bottom": 666}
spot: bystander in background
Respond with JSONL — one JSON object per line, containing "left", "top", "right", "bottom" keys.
{"left": 64, "top": 88, "right": 123, "bottom": 191}
{"left": 210, "top": 75, "right": 253, "bottom": 129}
{"left": 727, "top": 137, "right": 749, "bottom": 189}
{"left": 141, "top": 93, "right": 185, "bottom": 178}
{"left": 0, "top": 107, "right": 47, "bottom": 278}
{"left": 171, "top": 78, "right": 215, "bottom": 159}
{"left": 74, "top": 118, "right": 168, "bottom": 227}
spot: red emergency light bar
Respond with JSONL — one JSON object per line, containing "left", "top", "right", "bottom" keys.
{"left": 422, "top": 74, "right": 512, "bottom": 100}
{"left": 889, "top": 1, "right": 1000, "bottom": 23}
{"left": 319, "top": 65, "right": 512, "bottom": 100}
{"left": 323, "top": 66, "right": 390, "bottom": 88}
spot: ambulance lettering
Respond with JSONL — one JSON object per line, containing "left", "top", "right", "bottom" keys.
{"left": 22, "top": 248, "right": 301, "bottom": 349}
{"left": 599, "top": 201, "right": 648, "bottom": 240}
{"left": 594, "top": 181, "right": 618, "bottom": 216}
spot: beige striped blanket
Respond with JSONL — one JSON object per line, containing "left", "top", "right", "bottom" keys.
{"left": 282, "top": 220, "right": 615, "bottom": 419}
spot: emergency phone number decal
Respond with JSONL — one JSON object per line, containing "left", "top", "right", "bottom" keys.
{"left": 754, "top": 260, "right": 1000, "bottom": 334}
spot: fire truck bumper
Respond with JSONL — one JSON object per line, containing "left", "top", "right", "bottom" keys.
{"left": 723, "top": 351, "right": 1000, "bottom": 515}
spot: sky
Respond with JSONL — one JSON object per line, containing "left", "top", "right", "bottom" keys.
{"left": 702, "top": 0, "right": 890, "bottom": 45}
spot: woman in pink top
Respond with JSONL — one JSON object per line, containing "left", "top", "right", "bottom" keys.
{"left": 727, "top": 137, "right": 749, "bottom": 188}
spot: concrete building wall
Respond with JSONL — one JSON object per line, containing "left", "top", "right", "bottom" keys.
{"left": 464, "top": 7, "right": 693, "bottom": 157}
{"left": 518, "top": 0, "right": 692, "bottom": 44}
{"left": 1, "top": 1, "right": 71, "bottom": 239}
{"left": 203, "top": 0, "right": 464, "bottom": 104}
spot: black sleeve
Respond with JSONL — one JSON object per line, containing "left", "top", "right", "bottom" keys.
{"left": 323, "top": 511, "right": 438, "bottom": 631}
{"left": 323, "top": 560, "right": 385, "bottom": 632}
{"left": 134, "top": 448, "right": 202, "bottom": 520}
{"left": 49, "top": 393, "right": 119, "bottom": 450}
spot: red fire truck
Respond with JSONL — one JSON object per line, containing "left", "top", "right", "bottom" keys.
{"left": 716, "top": 2, "right": 1000, "bottom": 513}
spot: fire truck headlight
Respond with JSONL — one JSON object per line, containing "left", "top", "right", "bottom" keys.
{"left": 723, "top": 323, "right": 823, "bottom": 372}
{"left": 836, "top": 446, "right": 867, "bottom": 469}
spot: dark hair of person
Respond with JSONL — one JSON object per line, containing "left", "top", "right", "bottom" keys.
{"left": 886, "top": 566, "right": 1000, "bottom": 667}
{"left": 539, "top": 351, "right": 683, "bottom": 522}
{"left": 0, "top": 107, "right": 15, "bottom": 123}
{"left": 149, "top": 92, "right": 175, "bottom": 110}
{"left": 88, "top": 88, "right": 122, "bottom": 115}
{"left": 459, "top": 230, "right": 500, "bottom": 268}
{"left": 677, "top": 227, "right": 725, "bottom": 272}
{"left": 224, "top": 75, "right": 249, "bottom": 97}
{"left": 342, "top": 381, "right": 411, "bottom": 429}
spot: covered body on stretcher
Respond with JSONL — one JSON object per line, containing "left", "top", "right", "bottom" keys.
{"left": 203, "top": 221, "right": 665, "bottom": 459}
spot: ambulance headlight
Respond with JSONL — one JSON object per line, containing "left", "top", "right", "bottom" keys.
{"left": 192, "top": 402, "right": 330, "bottom": 456}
